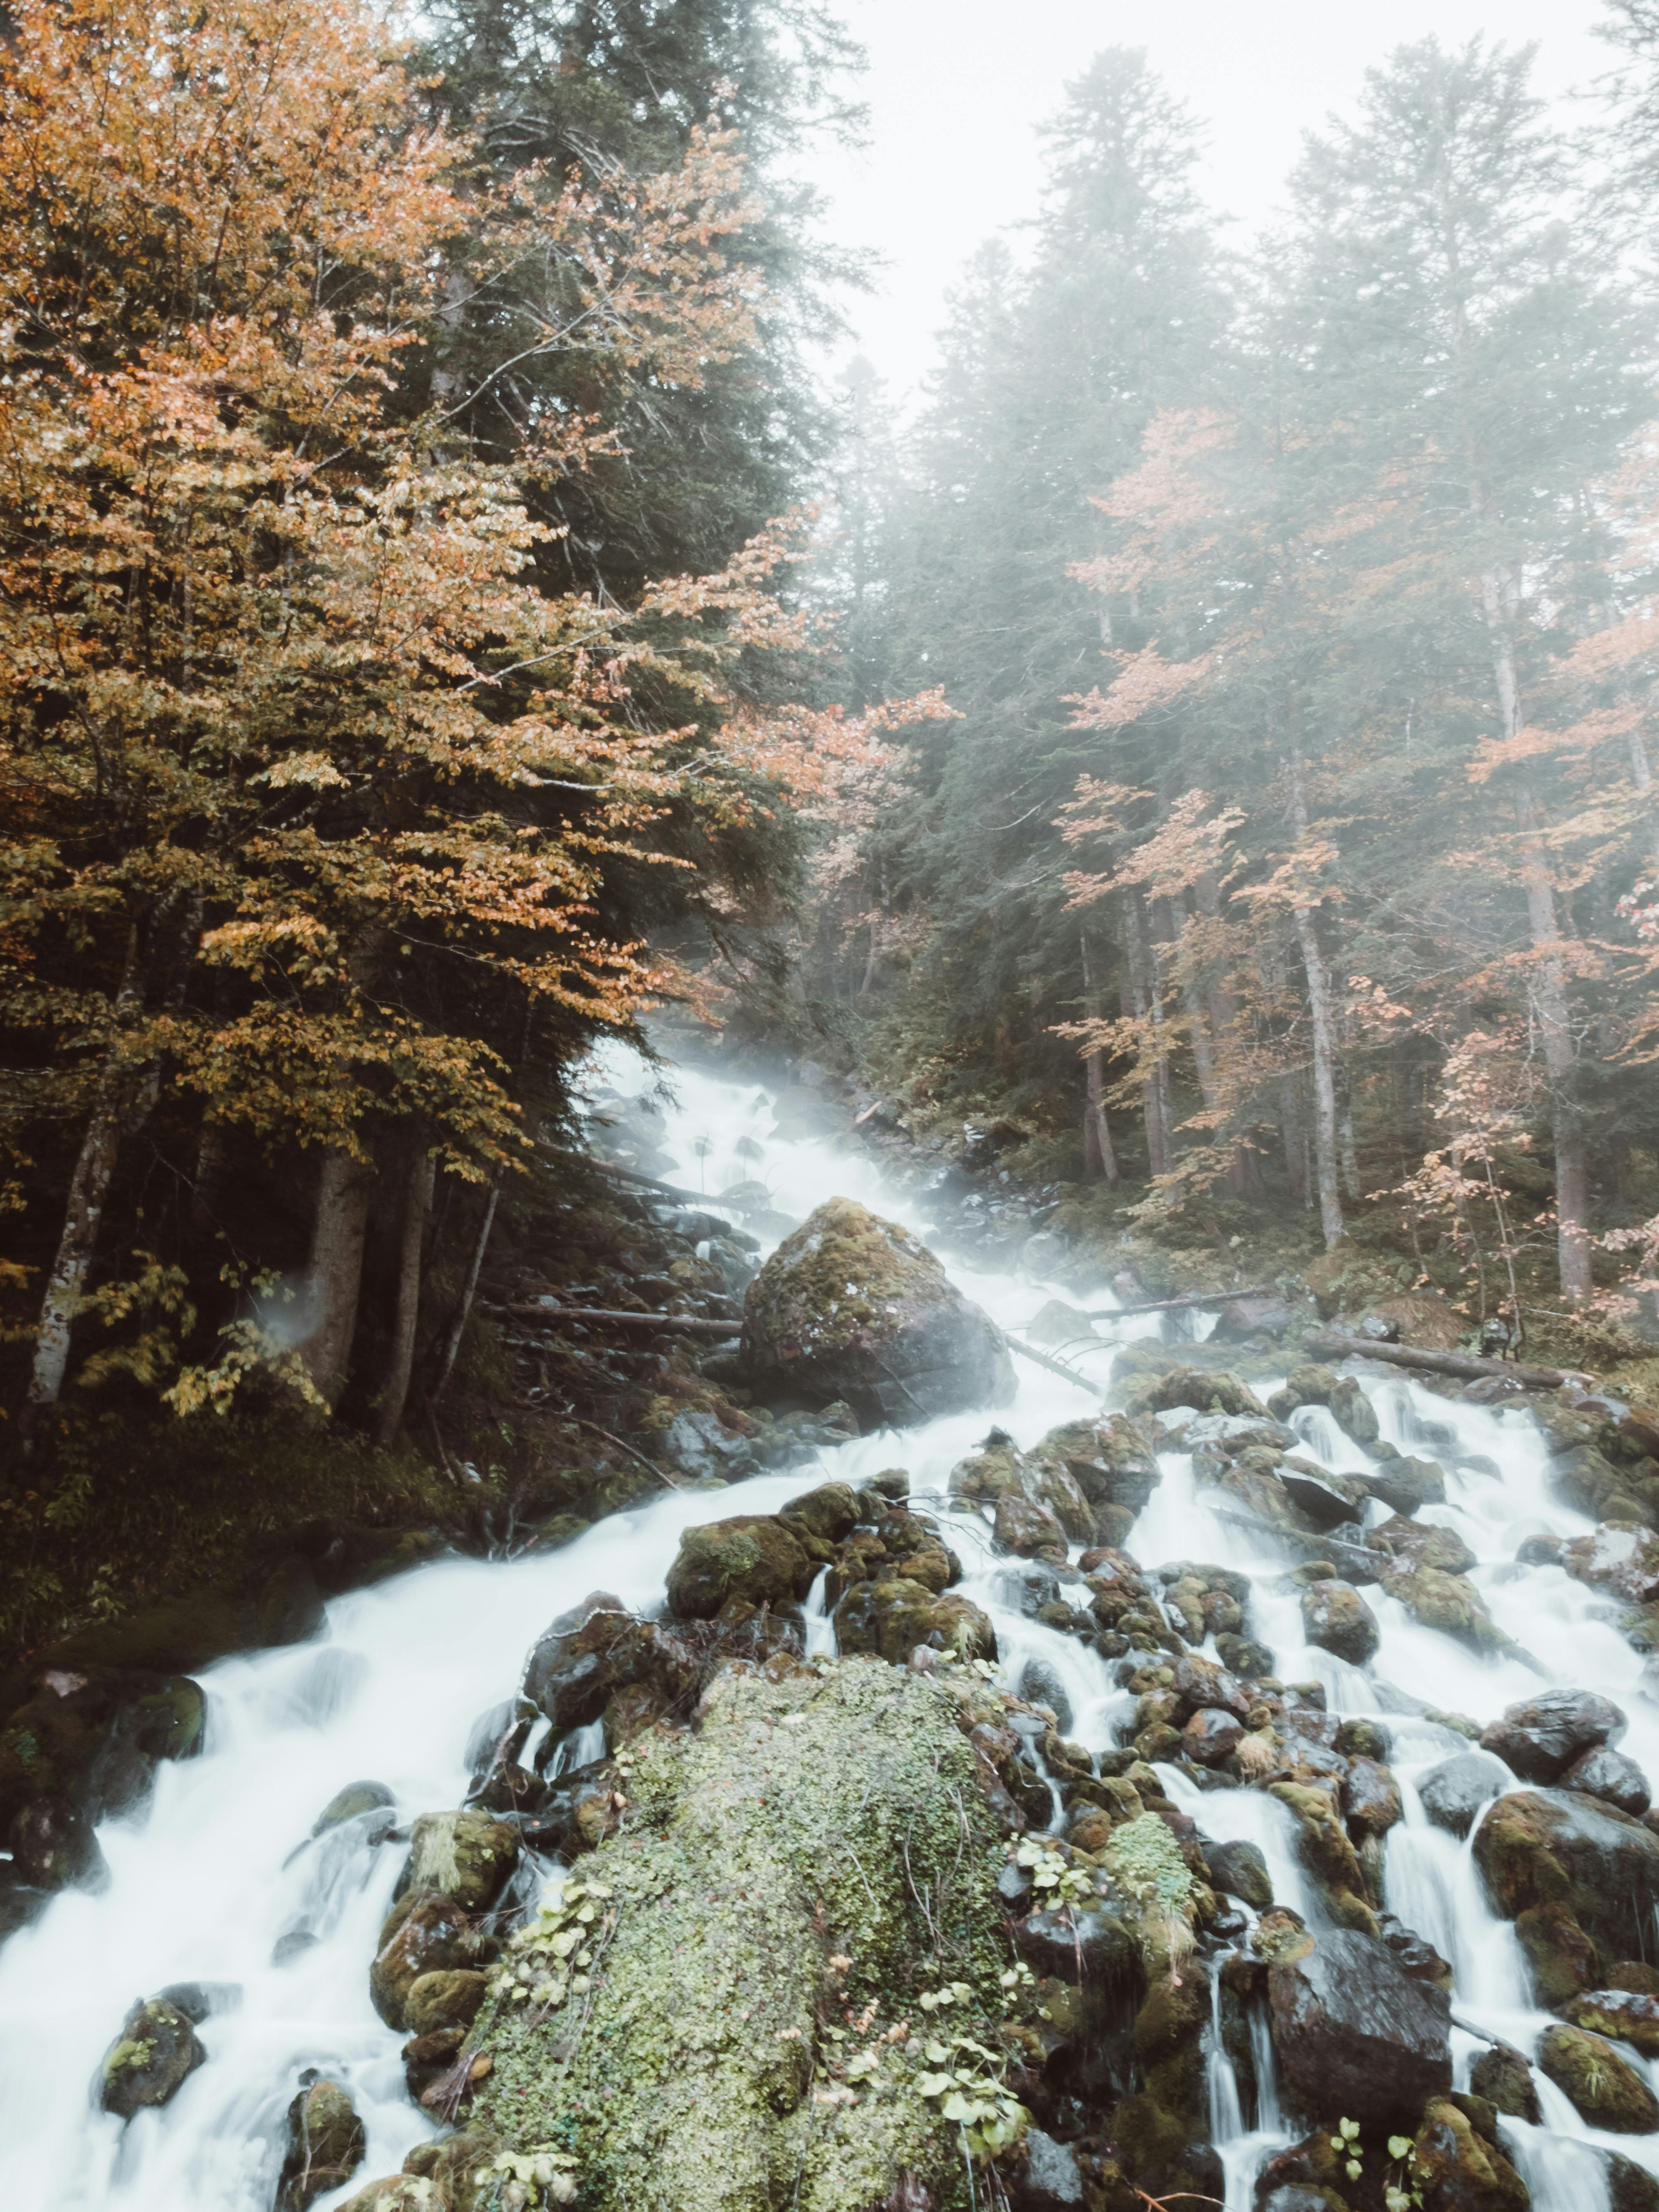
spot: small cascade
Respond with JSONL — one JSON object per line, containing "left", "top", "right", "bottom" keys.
{"left": 800, "top": 1566, "right": 838, "bottom": 1659}
{"left": 1206, "top": 1964, "right": 1245, "bottom": 2144}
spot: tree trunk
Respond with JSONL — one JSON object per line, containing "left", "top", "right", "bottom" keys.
{"left": 1629, "top": 726, "right": 1659, "bottom": 868}
{"left": 1079, "top": 930, "right": 1120, "bottom": 1186}
{"left": 375, "top": 1146, "right": 435, "bottom": 1448}
{"left": 1283, "top": 720, "right": 1344, "bottom": 1248}
{"left": 431, "top": 1180, "right": 500, "bottom": 1404}
{"left": 1279, "top": 1073, "right": 1309, "bottom": 1205}
{"left": 297, "top": 1147, "right": 374, "bottom": 1404}
{"left": 1122, "top": 891, "right": 1172, "bottom": 1176}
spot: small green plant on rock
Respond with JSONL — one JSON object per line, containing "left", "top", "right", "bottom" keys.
{"left": 912, "top": 2030, "right": 1029, "bottom": 2161}
{"left": 488, "top": 1875, "right": 615, "bottom": 2014}
{"left": 1013, "top": 1835, "right": 1095, "bottom": 1909}
{"left": 473, "top": 2144, "right": 579, "bottom": 2209}
{"left": 1328, "top": 2118, "right": 1427, "bottom": 2212}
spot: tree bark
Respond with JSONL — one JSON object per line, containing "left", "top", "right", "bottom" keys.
{"left": 1079, "top": 930, "right": 1120, "bottom": 1186}
{"left": 375, "top": 1146, "right": 435, "bottom": 1448}
{"left": 1122, "top": 891, "right": 1172, "bottom": 1177}
{"left": 1303, "top": 1330, "right": 1588, "bottom": 1390}
{"left": 1284, "top": 720, "right": 1344, "bottom": 1249}
{"left": 297, "top": 1147, "right": 374, "bottom": 1404}
{"left": 431, "top": 1180, "right": 499, "bottom": 1404}
{"left": 1279, "top": 1071, "right": 1309, "bottom": 1205}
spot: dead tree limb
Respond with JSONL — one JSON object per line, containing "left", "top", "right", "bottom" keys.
{"left": 1080, "top": 1285, "right": 1275, "bottom": 1320}
{"left": 1302, "top": 1330, "right": 1591, "bottom": 1391}
{"left": 492, "top": 1301, "right": 740, "bottom": 1338}
{"left": 1006, "top": 1333, "right": 1107, "bottom": 1397}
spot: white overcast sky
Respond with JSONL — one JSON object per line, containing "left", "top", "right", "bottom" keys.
{"left": 805, "top": 0, "right": 1614, "bottom": 399}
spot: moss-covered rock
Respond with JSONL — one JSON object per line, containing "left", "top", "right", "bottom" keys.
{"left": 1412, "top": 2095, "right": 1529, "bottom": 2212}
{"left": 1268, "top": 1783, "right": 1379, "bottom": 1934}
{"left": 276, "top": 2075, "right": 367, "bottom": 2212}
{"left": 1124, "top": 1368, "right": 1267, "bottom": 1419}
{"left": 664, "top": 1517, "right": 815, "bottom": 1621}
{"left": 833, "top": 1579, "right": 996, "bottom": 1664}
{"left": 1469, "top": 2042, "right": 1541, "bottom": 2124}
{"left": 1561, "top": 1988, "right": 1659, "bottom": 2057}
{"left": 1537, "top": 2024, "right": 1659, "bottom": 2133}
{"left": 467, "top": 1658, "right": 1015, "bottom": 2212}
{"left": 1378, "top": 1564, "right": 1513, "bottom": 1655}
{"left": 1515, "top": 1900, "right": 1600, "bottom": 2005}
{"left": 400, "top": 1811, "right": 519, "bottom": 1913}
{"left": 99, "top": 1995, "right": 206, "bottom": 2120}
{"left": 1300, "top": 1580, "right": 1379, "bottom": 1666}
{"left": 1472, "top": 1788, "right": 1659, "bottom": 1964}
{"left": 370, "top": 1889, "right": 499, "bottom": 2031}
{"left": 742, "top": 1199, "right": 1015, "bottom": 1427}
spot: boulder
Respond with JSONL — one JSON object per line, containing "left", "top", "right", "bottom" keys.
{"left": 1562, "top": 1523, "right": 1659, "bottom": 1606}
{"left": 1126, "top": 1368, "right": 1268, "bottom": 1419}
{"left": 0, "top": 1663, "right": 204, "bottom": 1832}
{"left": 1472, "top": 1788, "right": 1659, "bottom": 1964}
{"left": 1267, "top": 1927, "right": 1452, "bottom": 2124}
{"left": 776, "top": 1483, "right": 862, "bottom": 1550}
{"left": 1606, "top": 2155, "right": 1659, "bottom": 2212}
{"left": 1480, "top": 1691, "right": 1627, "bottom": 1784}
{"left": 1365, "top": 1456, "right": 1446, "bottom": 1517}
{"left": 1469, "top": 2042, "right": 1541, "bottom": 2124}
{"left": 276, "top": 2076, "right": 367, "bottom": 2212}
{"left": 1182, "top": 1708, "right": 1243, "bottom": 1767}
{"left": 1209, "top": 1296, "right": 1297, "bottom": 1341}
{"left": 399, "top": 1810, "right": 519, "bottom": 1913}
{"left": 370, "top": 1888, "right": 495, "bottom": 2031}
{"left": 1373, "top": 1516, "right": 1475, "bottom": 1574}
{"left": 313, "top": 1781, "right": 395, "bottom": 1837}
{"left": 1561, "top": 1745, "right": 1651, "bottom": 1817}
{"left": 993, "top": 1493, "right": 1068, "bottom": 1559}
{"left": 1537, "top": 2024, "right": 1659, "bottom": 2133}
{"left": 99, "top": 1995, "right": 206, "bottom": 2119}
{"left": 665, "top": 1519, "right": 816, "bottom": 1621}
{"left": 741, "top": 1198, "right": 1015, "bottom": 1426}
{"left": 403, "top": 1969, "right": 489, "bottom": 2037}
{"left": 1517, "top": 1899, "right": 1601, "bottom": 2005}
{"left": 1207, "top": 1839, "right": 1273, "bottom": 1910}
{"left": 7, "top": 1792, "right": 107, "bottom": 1891}
{"left": 1270, "top": 1363, "right": 1380, "bottom": 1446}
{"left": 336, "top": 2182, "right": 445, "bottom": 2212}
{"left": 1300, "top": 1580, "right": 1379, "bottom": 1666}
{"left": 1418, "top": 1751, "right": 1512, "bottom": 1839}
{"left": 1342, "top": 1757, "right": 1402, "bottom": 1837}
{"left": 1561, "top": 1989, "right": 1659, "bottom": 2057}
{"left": 1278, "top": 1464, "right": 1370, "bottom": 1531}
{"left": 832, "top": 1580, "right": 996, "bottom": 1665}
{"left": 1379, "top": 1563, "right": 1511, "bottom": 1655}
{"left": 1009, "top": 2127, "right": 1087, "bottom": 2210}
{"left": 524, "top": 1596, "right": 700, "bottom": 1727}
{"left": 1411, "top": 2097, "right": 1529, "bottom": 2212}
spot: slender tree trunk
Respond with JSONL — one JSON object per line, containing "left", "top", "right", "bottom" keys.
{"left": 1079, "top": 930, "right": 1120, "bottom": 1186}
{"left": 1122, "top": 892, "right": 1171, "bottom": 1177}
{"left": 297, "top": 1148, "right": 374, "bottom": 1404}
{"left": 1480, "top": 575, "right": 1592, "bottom": 1304}
{"left": 1278, "top": 1073, "right": 1309, "bottom": 1204}
{"left": 431, "top": 1180, "right": 499, "bottom": 1405}
{"left": 1629, "top": 727, "right": 1659, "bottom": 868}
{"left": 376, "top": 1146, "right": 435, "bottom": 1448}
{"left": 1283, "top": 724, "right": 1344, "bottom": 1248}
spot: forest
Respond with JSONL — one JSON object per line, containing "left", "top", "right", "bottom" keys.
{"left": 11, "top": 8, "right": 1659, "bottom": 2212}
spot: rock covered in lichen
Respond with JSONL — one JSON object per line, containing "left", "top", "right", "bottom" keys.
{"left": 741, "top": 1198, "right": 1015, "bottom": 1427}
{"left": 99, "top": 1994, "right": 206, "bottom": 2119}
{"left": 275, "top": 2074, "right": 367, "bottom": 2212}
{"left": 466, "top": 1657, "right": 1015, "bottom": 2212}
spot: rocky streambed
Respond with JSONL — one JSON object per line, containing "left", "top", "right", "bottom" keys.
{"left": 5, "top": 1048, "right": 1659, "bottom": 2212}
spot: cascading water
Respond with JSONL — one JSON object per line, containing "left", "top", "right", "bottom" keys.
{"left": 2, "top": 1037, "right": 1656, "bottom": 2210}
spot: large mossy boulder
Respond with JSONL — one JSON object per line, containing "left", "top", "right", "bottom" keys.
{"left": 399, "top": 1811, "right": 520, "bottom": 1913}
{"left": 276, "top": 2075, "right": 367, "bottom": 2212}
{"left": 1267, "top": 1928, "right": 1452, "bottom": 2125}
{"left": 833, "top": 1579, "right": 996, "bottom": 1664}
{"left": 742, "top": 1199, "right": 1015, "bottom": 1427}
{"left": 0, "top": 1663, "right": 204, "bottom": 1831}
{"left": 1472, "top": 1788, "right": 1659, "bottom": 1971}
{"left": 664, "top": 1518, "right": 816, "bottom": 1621}
{"left": 1537, "top": 2024, "right": 1659, "bottom": 2133}
{"left": 467, "top": 1658, "right": 1010, "bottom": 2212}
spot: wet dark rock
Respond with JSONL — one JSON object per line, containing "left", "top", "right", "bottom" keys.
{"left": 1473, "top": 1788, "right": 1659, "bottom": 1964}
{"left": 1300, "top": 1579, "right": 1379, "bottom": 1666}
{"left": 1342, "top": 1757, "right": 1402, "bottom": 1837}
{"left": 1560, "top": 1988, "right": 1659, "bottom": 2057}
{"left": 1516, "top": 1533, "right": 1564, "bottom": 1566}
{"left": 525, "top": 1595, "right": 699, "bottom": 1735}
{"left": 1480, "top": 1690, "right": 1627, "bottom": 1783}
{"left": 313, "top": 1781, "right": 395, "bottom": 1837}
{"left": 154, "top": 1980, "right": 240, "bottom": 2023}
{"left": 1279, "top": 1464, "right": 1369, "bottom": 1531}
{"left": 1270, "top": 1364, "right": 1382, "bottom": 1447}
{"left": 403, "top": 1968, "right": 489, "bottom": 2037}
{"left": 776, "top": 1482, "right": 862, "bottom": 1549}
{"left": 1365, "top": 1455, "right": 1446, "bottom": 1516}
{"left": 276, "top": 2075, "right": 367, "bottom": 2212}
{"left": 1267, "top": 1927, "right": 1452, "bottom": 2124}
{"left": 1605, "top": 2154, "right": 1659, "bottom": 2212}
{"left": 1010, "top": 1901, "right": 1141, "bottom": 1988}
{"left": 1007, "top": 2128, "right": 1086, "bottom": 2210}
{"left": 1211, "top": 1296, "right": 1298, "bottom": 1341}
{"left": 1183, "top": 1708, "right": 1244, "bottom": 1767}
{"left": 0, "top": 1663, "right": 205, "bottom": 1833}
{"left": 1561, "top": 1744, "right": 1652, "bottom": 1817}
{"left": 1469, "top": 2041, "right": 1541, "bottom": 2123}
{"left": 369, "top": 1888, "right": 496, "bottom": 2031}
{"left": 1205, "top": 1838, "right": 1272, "bottom": 1910}
{"left": 1166, "top": 1653, "right": 1251, "bottom": 1724}
{"left": 1537, "top": 2023, "right": 1659, "bottom": 2132}
{"left": 1419, "top": 1750, "right": 1513, "bottom": 1839}
{"left": 99, "top": 1995, "right": 206, "bottom": 2119}
{"left": 741, "top": 1198, "right": 1015, "bottom": 1426}
{"left": 1374, "top": 1913, "right": 1450, "bottom": 1989}
{"left": 1562, "top": 1523, "right": 1659, "bottom": 1606}
{"left": 1372, "top": 1516, "right": 1476, "bottom": 1575}
{"left": 1517, "top": 1899, "right": 1600, "bottom": 2005}
{"left": 7, "top": 1791, "right": 107, "bottom": 1891}
{"left": 1378, "top": 1561, "right": 1512, "bottom": 1656}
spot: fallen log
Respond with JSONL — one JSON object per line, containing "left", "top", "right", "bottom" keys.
{"left": 1302, "top": 1330, "right": 1592, "bottom": 1392}
{"left": 1082, "top": 1285, "right": 1275, "bottom": 1321}
{"left": 1006, "top": 1333, "right": 1107, "bottom": 1398}
{"left": 492, "top": 1301, "right": 740, "bottom": 1339}
{"left": 536, "top": 1142, "right": 711, "bottom": 1210}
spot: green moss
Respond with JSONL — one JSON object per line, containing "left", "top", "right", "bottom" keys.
{"left": 469, "top": 1657, "right": 1011, "bottom": 2212}
{"left": 745, "top": 1200, "right": 944, "bottom": 1357}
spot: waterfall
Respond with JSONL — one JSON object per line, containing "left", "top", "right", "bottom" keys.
{"left": 3, "top": 1035, "right": 1657, "bottom": 2209}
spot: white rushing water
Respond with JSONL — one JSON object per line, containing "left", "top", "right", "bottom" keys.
{"left": 1, "top": 1039, "right": 1655, "bottom": 2210}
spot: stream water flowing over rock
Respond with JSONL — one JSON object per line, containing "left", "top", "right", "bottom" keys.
{"left": 5, "top": 1042, "right": 1659, "bottom": 2212}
